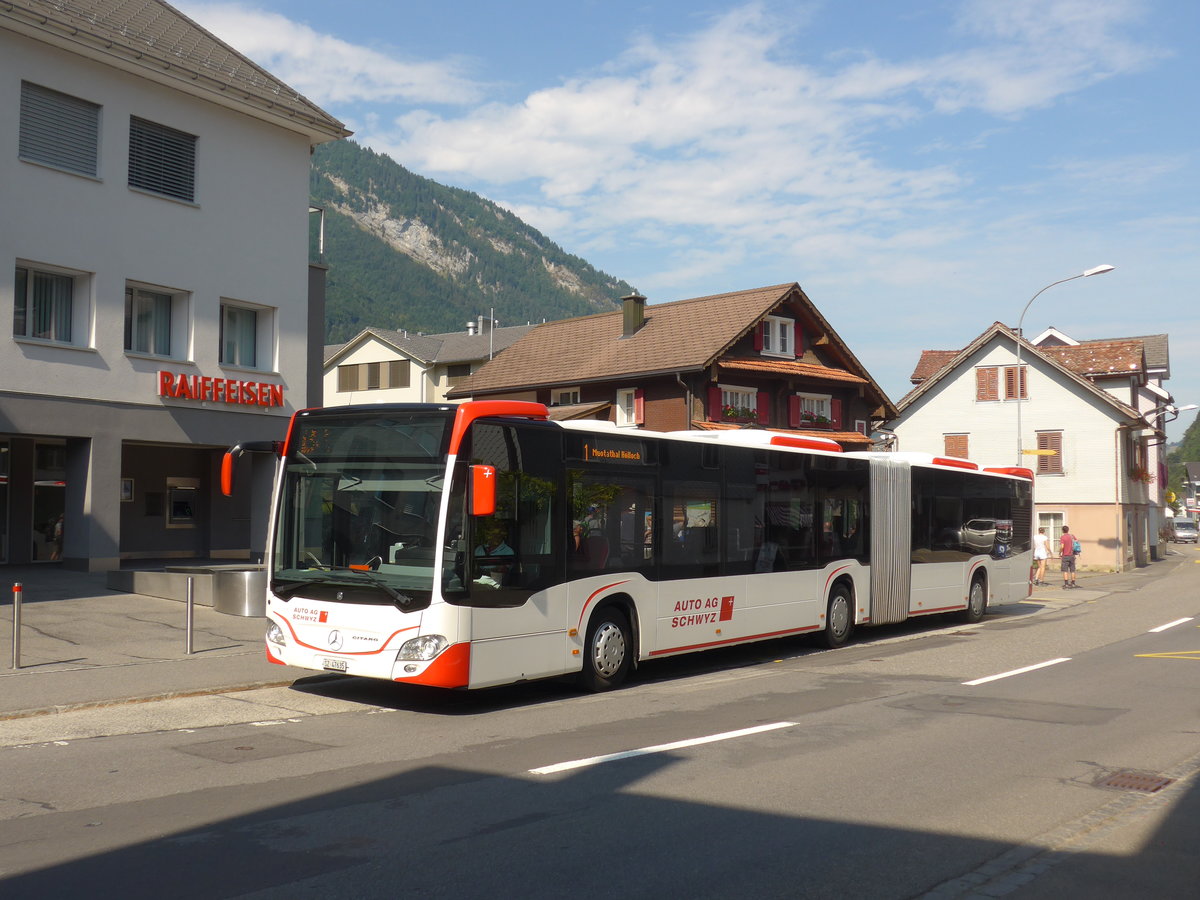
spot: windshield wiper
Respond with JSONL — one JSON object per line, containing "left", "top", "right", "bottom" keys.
{"left": 275, "top": 565, "right": 420, "bottom": 610}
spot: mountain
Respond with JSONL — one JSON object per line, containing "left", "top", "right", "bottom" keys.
{"left": 310, "top": 140, "right": 633, "bottom": 343}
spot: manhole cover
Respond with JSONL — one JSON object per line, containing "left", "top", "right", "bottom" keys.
{"left": 175, "top": 733, "right": 330, "bottom": 763}
{"left": 1096, "top": 770, "right": 1174, "bottom": 793}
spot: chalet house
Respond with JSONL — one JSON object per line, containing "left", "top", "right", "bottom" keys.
{"left": 891, "top": 322, "right": 1173, "bottom": 571}
{"left": 446, "top": 283, "right": 896, "bottom": 448}
{"left": 324, "top": 318, "right": 536, "bottom": 406}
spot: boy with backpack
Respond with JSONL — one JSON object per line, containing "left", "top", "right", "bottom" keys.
{"left": 1059, "top": 526, "right": 1080, "bottom": 589}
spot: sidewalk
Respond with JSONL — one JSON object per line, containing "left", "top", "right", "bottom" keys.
{"left": 0, "top": 564, "right": 303, "bottom": 721}
{"left": 0, "top": 549, "right": 1191, "bottom": 721}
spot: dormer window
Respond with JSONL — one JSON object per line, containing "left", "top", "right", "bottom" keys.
{"left": 761, "top": 315, "right": 794, "bottom": 357}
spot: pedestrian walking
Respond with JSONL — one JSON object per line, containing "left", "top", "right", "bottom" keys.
{"left": 1032, "top": 527, "right": 1050, "bottom": 585}
{"left": 1059, "top": 525, "right": 1079, "bottom": 589}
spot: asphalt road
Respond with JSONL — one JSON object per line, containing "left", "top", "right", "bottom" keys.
{"left": 2, "top": 555, "right": 1198, "bottom": 898}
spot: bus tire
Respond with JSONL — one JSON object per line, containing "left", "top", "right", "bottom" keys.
{"left": 822, "top": 584, "right": 853, "bottom": 649}
{"left": 579, "top": 608, "right": 633, "bottom": 692}
{"left": 962, "top": 577, "right": 987, "bottom": 623}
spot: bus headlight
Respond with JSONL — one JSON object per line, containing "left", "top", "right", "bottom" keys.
{"left": 266, "top": 621, "right": 286, "bottom": 646}
{"left": 397, "top": 634, "right": 448, "bottom": 661}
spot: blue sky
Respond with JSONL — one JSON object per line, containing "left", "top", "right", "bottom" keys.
{"left": 180, "top": 0, "right": 1199, "bottom": 441}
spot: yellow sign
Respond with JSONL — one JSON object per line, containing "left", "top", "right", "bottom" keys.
{"left": 1022, "top": 449, "right": 1058, "bottom": 456}
{"left": 1166, "top": 491, "right": 1176, "bottom": 503}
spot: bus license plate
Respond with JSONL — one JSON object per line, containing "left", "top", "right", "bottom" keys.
{"left": 322, "top": 658, "right": 348, "bottom": 672}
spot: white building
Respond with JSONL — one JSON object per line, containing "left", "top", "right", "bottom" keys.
{"left": 1, "top": 1, "right": 347, "bottom": 570}
{"left": 890, "top": 322, "right": 1170, "bottom": 571}
{"left": 324, "top": 319, "right": 536, "bottom": 406}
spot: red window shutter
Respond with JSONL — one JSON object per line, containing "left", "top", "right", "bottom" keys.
{"left": 944, "top": 434, "right": 968, "bottom": 459}
{"left": 634, "top": 388, "right": 645, "bottom": 425}
{"left": 753, "top": 323, "right": 764, "bottom": 351}
{"left": 830, "top": 398, "right": 843, "bottom": 428}
{"left": 793, "top": 323, "right": 803, "bottom": 358}
{"left": 788, "top": 395, "right": 802, "bottom": 428}
{"left": 707, "top": 384, "right": 723, "bottom": 421}
{"left": 756, "top": 391, "right": 770, "bottom": 425}
{"left": 976, "top": 367, "right": 998, "bottom": 401}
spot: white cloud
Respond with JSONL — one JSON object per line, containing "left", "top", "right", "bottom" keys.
{"left": 176, "top": 3, "right": 485, "bottom": 105}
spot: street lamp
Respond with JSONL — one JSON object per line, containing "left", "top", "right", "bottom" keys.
{"left": 1014, "top": 264, "right": 1115, "bottom": 464}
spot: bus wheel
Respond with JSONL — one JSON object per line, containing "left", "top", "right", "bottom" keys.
{"left": 822, "top": 585, "right": 853, "bottom": 649}
{"left": 962, "top": 578, "right": 987, "bottom": 623}
{"left": 580, "top": 609, "right": 632, "bottom": 692}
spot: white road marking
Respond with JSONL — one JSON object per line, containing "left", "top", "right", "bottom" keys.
{"left": 963, "top": 657, "right": 1071, "bottom": 686}
{"left": 529, "top": 721, "right": 797, "bottom": 775}
{"left": 1148, "top": 617, "right": 1194, "bottom": 633}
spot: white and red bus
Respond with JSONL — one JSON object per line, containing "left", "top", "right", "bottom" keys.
{"left": 225, "top": 400, "right": 1032, "bottom": 691}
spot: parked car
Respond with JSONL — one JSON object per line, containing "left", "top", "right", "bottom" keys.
{"left": 1170, "top": 519, "right": 1198, "bottom": 543}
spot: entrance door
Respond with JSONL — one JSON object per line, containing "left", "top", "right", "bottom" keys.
{"left": 31, "top": 441, "right": 66, "bottom": 562}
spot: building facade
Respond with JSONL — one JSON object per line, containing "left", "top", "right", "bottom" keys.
{"left": 448, "top": 285, "right": 896, "bottom": 448}
{"left": 892, "top": 323, "right": 1168, "bottom": 571}
{"left": 1, "top": 1, "right": 347, "bottom": 570}
{"left": 323, "top": 318, "right": 536, "bottom": 407}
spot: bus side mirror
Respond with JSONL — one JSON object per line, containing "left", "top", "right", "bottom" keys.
{"left": 221, "top": 441, "right": 282, "bottom": 496}
{"left": 471, "top": 465, "right": 497, "bottom": 516}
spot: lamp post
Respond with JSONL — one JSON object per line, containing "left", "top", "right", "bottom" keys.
{"left": 1014, "top": 264, "right": 1115, "bottom": 465}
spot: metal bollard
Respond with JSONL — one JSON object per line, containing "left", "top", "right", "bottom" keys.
{"left": 185, "top": 576, "right": 194, "bottom": 655}
{"left": 11, "top": 582, "right": 21, "bottom": 670}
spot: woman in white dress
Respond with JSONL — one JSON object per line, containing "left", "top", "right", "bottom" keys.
{"left": 1032, "top": 527, "right": 1050, "bottom": 585}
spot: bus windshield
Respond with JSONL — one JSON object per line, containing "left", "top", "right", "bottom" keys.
{"left": 271, "top": 409, "right": 455, "bottom": 606}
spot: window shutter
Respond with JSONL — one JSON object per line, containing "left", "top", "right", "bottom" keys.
{"left": 634, "top": 388, "right": 645, "bottom": 425}
{"left": 1004, "top": 365, "right": 1027, "bottom": 400}
{"left": 976, "top": 367, "right": 999, "bottom": 401}
{"left": 1037, "top": 431, "right": 1063, "bottom": 474}
{"left": 944, "top": 434, "right": 969, "bottom": 459}
{"left": 830, "top": 398, "right": 843, "bottom": 428}
{"left": 753, "top": 323, "right": 764, "bottom": 351}
{"left": 756, "top": 391, "right": 770, "bottom": 425}
{"left": 788, "top": 395, "right": 802, "bottom": 428}
{"left": 20, "top": 82, "right": 100, "bottom": 177}
{"left": 793, "top": 323, "right": 804, "bottom": 358}
{"left": 337, "top": 365, "right": 358, "bottom": 392}
{"left": 129, "top": 117, "right": 197, "bottom": 202}
{"left": 707, "top": 384, "right": 723, "bottom": 421}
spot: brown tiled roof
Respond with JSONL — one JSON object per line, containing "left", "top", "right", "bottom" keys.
{"left": 454, "top": 284, "right": 797, "bottom": 393}
{"left": 4, "top": 0, "right": 348, "bottom": 139}
{"left": 718, "top": 357, "right": 868, "bottom": 384}
{"left": 1041, "top": 340, "right": 1144, "bottom": 377}
{"left": 691, "top": 421, "right": 872, "bottom": 446}
{"left": 910, "top": 350, "right": 958, "bottom": 384}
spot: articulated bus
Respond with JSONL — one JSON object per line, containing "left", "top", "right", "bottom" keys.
{"left": 224, "top": 401, "right": 1033, "bottom": 691}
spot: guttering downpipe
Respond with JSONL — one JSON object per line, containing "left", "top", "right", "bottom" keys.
{"left": 676, "top": 373, "right": 692, "bottom": 430}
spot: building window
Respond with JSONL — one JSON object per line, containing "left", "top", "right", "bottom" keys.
{"left": 445, "top": 363, "right": 472, "bottom": 385}
{"left": 552, "top": 387, "right": 581, "bottom": 406}
{"left": 19, "top": 82, "right": 100, "bottom": 178}
{"left": 944, "top": 434, "right": 969, "bottom": 459}
{"left": 615, "top": 388, "right": 644, "bottom": 427}
{"left": 14, "top": 264, "right": 80, "bottom": 344}
{"left": 336, "top": 360, "right": 410, "bottom": 392}
{"left": 129, "top": 117, "right": 197, "bottom": 202}
{"left": 220, "top": 302, "right": 270, "bottom": 369}
{"left": 787, "top": 392, "right": 832, "bottom": 428}
{"left": 1037, "top": 430, "right": 1063, "bottom": 475}
{"left": 1004, "top": 365, "right": 1027, "bottom": 400}
{"left": 720, "top": 385, "right": 757, "bottom": 419}
{"left": 976, "top": 365, "right": 1026, "bottom": 401}
{"left": 125, "top": 286, "right": 178, "bottom": 357}
{"left": 761, "top": 315, "right": 794, "bottom": 357}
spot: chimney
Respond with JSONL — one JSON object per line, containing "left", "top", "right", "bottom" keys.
{"left": 622, "top": 293, "right": 647, "bottom": 337}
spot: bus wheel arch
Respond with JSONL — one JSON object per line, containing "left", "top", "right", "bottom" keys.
{"left": 962, "top": 572, "right": 988, "bottom": 623}
{"left": 579, "top": 596, "right": 636, "bottom": 692}
{"left": 821, "top": 578, "right": 855, "bottom": 649}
